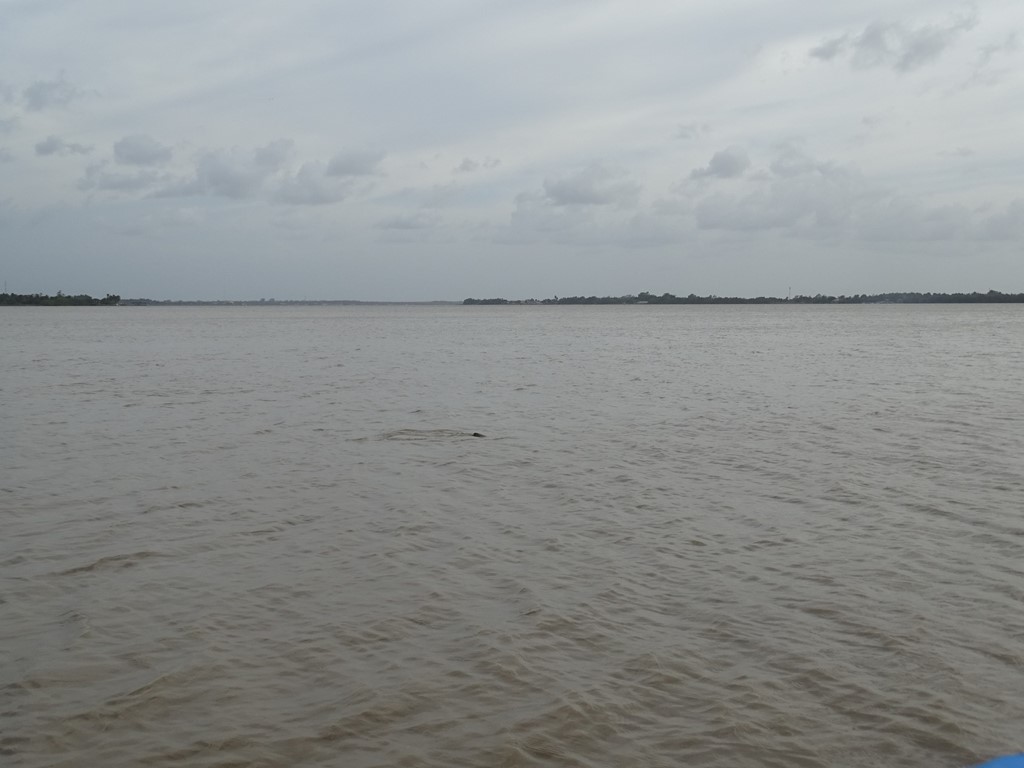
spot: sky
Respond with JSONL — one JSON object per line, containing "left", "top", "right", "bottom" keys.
{"left": 1, "top": 0, "right": 1022, "bottom": 300}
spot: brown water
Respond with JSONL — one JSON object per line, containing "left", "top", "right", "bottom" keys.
{"left": 2, "top": 304, "right": 1023, "bottom": 768}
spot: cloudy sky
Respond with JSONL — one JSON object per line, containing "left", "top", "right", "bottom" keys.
{"left": 1, "top": 0, "right": 1021, "bottom": 300}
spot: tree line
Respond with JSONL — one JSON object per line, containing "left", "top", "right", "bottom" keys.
{"left": 0, "top": 292, "right": 121, "bottom": 306}
{"left": 464, "top": 290, "right": 1024, "bottom": 305}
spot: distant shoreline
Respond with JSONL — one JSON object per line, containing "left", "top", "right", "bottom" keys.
{"left": 114, "top": 299, "right": 462, "bottom": 307}
{"left": 463, "top": 290, "right": 1024, "bottom": 305}
{"left": 0, "top": 294, "right": 460, "bottom": 307}
{"left": 4, "top": 290, "right": 1024, "bottom": 306}
{"left": 1, "top": 292, "right": 122, "bottom": 306}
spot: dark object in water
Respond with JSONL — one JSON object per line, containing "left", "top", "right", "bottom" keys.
{"left": 377, "top": 429, "right": 486, "bottom": 441}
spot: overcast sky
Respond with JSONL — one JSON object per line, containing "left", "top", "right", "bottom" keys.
{"left": 1, "top": 0, "right": 1021, "bottom": 300}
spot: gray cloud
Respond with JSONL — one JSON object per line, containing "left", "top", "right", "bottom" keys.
{"left": 938, "top": 146, "right": 975, "bottom": 157}
{"left": 190, "top": 152, "right": 268, "bottom": 198}
{"left": 2, "top": 1, "right": 1021, "bottom": 299}
{"left": 675, "top": 122, "right": 711, "bottom": 140}
{"left": 543, "top": 163, "right": 640, "bottom": 207}
{"left": 811, "top": 10, "right": 978, "bottom": 72}
{"left": 694, "top": 148, "right": 870, "bottom": 233}
{"left": 378, "top": 181, "right": 480, "bottom": 211}
{"left": 690, "top": 147, "right": 750, "bottom": 179}
{"left": 276, "top": 162, "right": 350, "bottom": 206}
{"left": 502, "top": 164, "right": 649, "bottom": 245}
{"left": 984, "top": 199, "right": 1024, "bottom": 240}
{"left": 253, "top": 139, "right": 294, "bottom": 170}
{"left": 422, "top": 183, "right": 468, "bottom": 209}
{"left": 158, "top": 141, "right": 292, "bottom": 199}
{"left": 114, "top": 135, "right": 173, "bottom": 166}
{"left": 809, "top": 36, "right": 847, "bottom": 62}
{"left": 857, "top": 200, "right": 973, "bottom": 242}
{"left": 695, "top": 187, "right": 817, "bottom": 232}
{"left": 79, "top": 163, "right": 165, "bottom": 192}
{"left": 503, "top": 188, "right": 688, "bottom": 250}
{"left": 151, "top": 141, "right": 362, "bottom": 204}
{"left": 0, "top": 148, "right": 13, "bottom": 163}
{"left": 504, "top": 190, "right": 595, "bottom": 243}
{"left": 769, "top": 145, "right": 837, "bottom": 178}
{"left": 376, "top": 213, "right": 437, "bottom": 230}
{"left": 616, "top": 212, "right": 688, "bottom": 248}
{"left": 688, "top": 146, "right": 1024, "bottom": 244}
{"left": 35, "top": 135, "right": 93, "bottom": 156}
{"left": 963, "top": 32, "right": 1020, "bottom": 87}
{"left": 326, "top": 150, "right": 385, "bottom": 177}
{"left": 978, "top": 32, "right": 1019, "bottom": 67}
{"left": 454, "top": 156, "right": 500, "bottom": 173}
{"left": 23, "top": 75, "right": 83, "bottom": 111}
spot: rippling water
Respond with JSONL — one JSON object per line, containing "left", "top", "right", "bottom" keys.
{"left": 3, "top": 304, "right": 1023, "bottom": 767}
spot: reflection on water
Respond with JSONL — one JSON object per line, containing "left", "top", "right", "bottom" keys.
{"left": 2, "top": 304, "right": 1023, "bottom": 767}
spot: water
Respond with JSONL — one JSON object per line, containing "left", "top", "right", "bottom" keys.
{"left": 2, "top": 304, "right": 1023, "bottom": 767}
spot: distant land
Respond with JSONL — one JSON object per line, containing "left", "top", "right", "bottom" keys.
{"left": 114, "top": 298, "right": 461, "bottom": 306}
{"left": 464, "top": 290, "right": 1024, "bottom": 305}
{"left": 4, "top": 290, "right": 1024, "bottom": 307}
{"left": 0, "top": 292, "right": 122, "bottom": 306}
{"left": 0, "top": 293, "right": 458, "bottom": 307}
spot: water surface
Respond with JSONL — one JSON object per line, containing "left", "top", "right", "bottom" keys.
{"left": 3, "top": 304, "right": 1023, "bottom": 767}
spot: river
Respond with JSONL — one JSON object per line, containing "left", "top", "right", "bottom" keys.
{"left": 2, "top": 304, "right": 1022, "bottom": 767}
